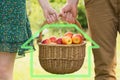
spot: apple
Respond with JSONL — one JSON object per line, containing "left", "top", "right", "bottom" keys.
{"left": 64, "top": 32, "right": 73, "bottom": 38}
{"left": 56, "top": 38, "right": 62, "bottom": 44}
{"left": 72, "top": 34, "right": 83, "bottom": 44}
{"left": 41, "top": 39, "right": 51, "bottom": 44}
{"left": 49, "top": 37, "right": 57, "bottom": 43}
{"left": 62, "top": 36, "right": 72, "bottom": 45}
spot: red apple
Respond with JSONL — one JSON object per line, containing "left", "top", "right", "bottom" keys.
{"left": 56, "top": 38, "right": 62, "bottom": 44}
{"left": 62, "top": 36, "right": 72, "bottom": 45}
{"left": 72, "top": 34, "right": 83, "bottom": 44}
{"left": 64, "top": 32, "right": 73, "bottom": 38}
{"left": 49, "top": 37, "right": 57, "bottom": 43}
{"left": 41, "top": 39, "right": 51, "bottom": 44}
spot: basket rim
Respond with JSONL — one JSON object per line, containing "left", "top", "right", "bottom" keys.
{"left": 38, "top": 41, "right": 86, "bottom": 47}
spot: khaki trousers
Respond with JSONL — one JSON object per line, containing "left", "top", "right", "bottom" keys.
{"left": 84, "top": 0, "right": 120, "bottom": 80}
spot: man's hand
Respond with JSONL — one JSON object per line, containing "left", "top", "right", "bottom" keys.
{"left": 38, "top": 0, "right": 58, "bottom": 24}
{"left": 60, "top": 0, "right": 78, "bottom": 23}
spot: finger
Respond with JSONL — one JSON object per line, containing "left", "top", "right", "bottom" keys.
{"left": 69, "top": 12, "right": 75, "bottom": 23}
{"left": 53, "top": 13, "right": 58, "bottom": 21}
{"left": 49, "top": 15, "right": 54, "bottom": 23}
{"left": 66, "top": 12, "right": 75, "bottom": 23}
{"left": 50, "top": 9, "right": 58, "bottom": 21}
{"left": 47, "top": 15, "right": 52, "bottom": 24}
{"left": 44, "top": 13, "right": 49, "bottom": 23}
{"left": 65, "top": 12, "right": 69, "bottom": 23}
{"left": 69, "top": 13, "right": 75, "bottom": 23}
{"left": 50, "top": 15, "right": 55, "bottom": 23}
{"left": 61, "top": 12, "right": 67, "bottom": 21}
{"left": 47, "top": 18, "right": 50, "bottom": 24}
{"left": 66, "top": 12, "right": 71, "bottom": 23}
{"left": 64, "top": 12, "right": 67, "bottom": 18}
{"left": 69, "top": 13, "right": 73, "bottom": 23}
{"left": 46, "top": 15, "right": 50, "bottom": 24}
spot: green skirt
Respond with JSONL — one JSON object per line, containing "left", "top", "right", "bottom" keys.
{"left": 0, "top": 0, "right": 33, "bottom": 57}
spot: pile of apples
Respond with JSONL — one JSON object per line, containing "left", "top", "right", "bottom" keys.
{"left": 41, "top": 32, "right": 84, "bottom": 45}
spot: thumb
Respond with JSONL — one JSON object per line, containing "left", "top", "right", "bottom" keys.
{"left": 59, "top": 10, "right": 65, "bottom": 18}
{"left": 71, "top": 6, "right": 77, "bottom": 18}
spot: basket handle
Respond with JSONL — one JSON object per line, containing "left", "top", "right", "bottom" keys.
{"left": 38, "top": 19, "right": 84, "bottom": 42}
{"left": 38, "top": 21, "right": 47, "bottom": 42}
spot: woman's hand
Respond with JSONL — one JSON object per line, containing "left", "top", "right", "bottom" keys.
{"left": 43, "top": 6, "right": 58, "bottom": 24}
{"left": 38, "top": 0, "right": 58, "bottom": 24}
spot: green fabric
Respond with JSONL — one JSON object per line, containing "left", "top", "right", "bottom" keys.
{"left": 0, "top": 0, "right": 33, "bottom": 56}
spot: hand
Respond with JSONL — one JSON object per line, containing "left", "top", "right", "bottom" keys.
{"left": 60, "top": 0, "right": 78, "bottom": 23}
{"left": 38, "top": 0, "right": 58, "bottom": 24}
{"left": 43, "top": 6, "right": 58, "bottom": 24}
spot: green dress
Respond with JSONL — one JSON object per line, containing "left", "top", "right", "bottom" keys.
{"left": 0, "top": 0, "right": 33, "bottom": 57}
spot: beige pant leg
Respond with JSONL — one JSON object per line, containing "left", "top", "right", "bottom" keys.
{"left": 84, "top": 0, "right": 119, "bottom": 80}
{"left": 119, "top": 0, "right": 120, "bottom": 33}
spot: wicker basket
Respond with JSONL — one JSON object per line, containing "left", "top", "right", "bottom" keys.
{"left": 38, "top": 20, "right": 86, "bottom": 74}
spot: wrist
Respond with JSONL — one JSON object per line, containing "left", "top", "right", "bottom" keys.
{"left": 38, "top": 0, "right": 51, "bottom": 9}
{"left": 42, "top": 5, "right": 51, "bottom": 10}
{"left": 67, "top": 0, "right": 79, "bottom": 5}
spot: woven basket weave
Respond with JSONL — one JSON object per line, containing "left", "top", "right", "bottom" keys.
{"left": 38, "top": 20, "right": 86, "bottom": 74}
{"left": 38, "top": 42, "right": 86, "bottom": 74}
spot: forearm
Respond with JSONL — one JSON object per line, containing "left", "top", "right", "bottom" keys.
{"left": 38, "top": 0, "right": 51, "bottom": 9}
{"left": 67, "top": 0, "right": 79, "bottom": 5}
